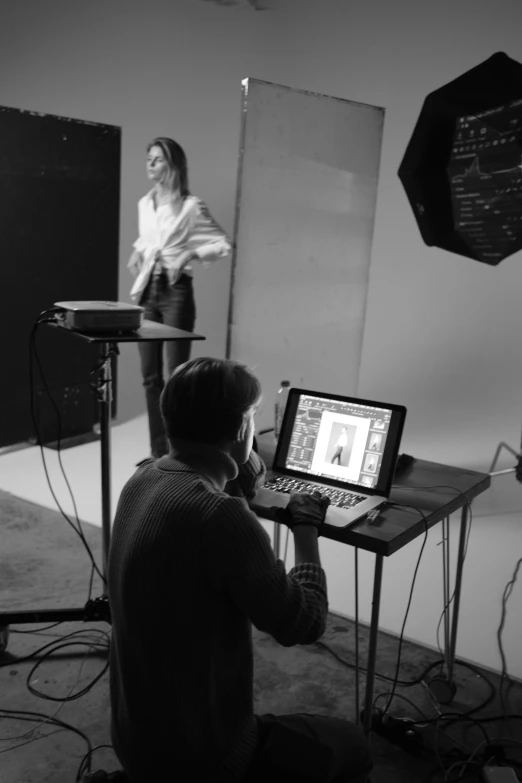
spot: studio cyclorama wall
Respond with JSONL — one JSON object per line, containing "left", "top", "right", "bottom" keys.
{"left": 0, "top": 0, "right": 521, "bottom": 684}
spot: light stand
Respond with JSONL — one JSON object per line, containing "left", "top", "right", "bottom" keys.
{"left": 0, "top": 320, "right": 204, "bottom": 654}
{"left": 91, "top": 341, "right": 119, "bottom": 584}
{"left": 489, "top": 439, "right": 522, "bottom": 481}
{"left": 426, "top": 508, "right": 468, "bottom": 706}
{"left": 424, "top": 449, "right": 520, "bottom": 707}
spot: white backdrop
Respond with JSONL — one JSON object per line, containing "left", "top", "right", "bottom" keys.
{"left": 227, "top": 79, "right": 384, "bottom": 430}
{"left": 1, "top": 0, "right": 521, "bottom": 682}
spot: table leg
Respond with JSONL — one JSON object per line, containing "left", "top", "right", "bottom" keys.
{"left": 448, "top": 503, "right": 469, "bottom": 683}
{"left": 355, "top": 547, "right": 360, "bottom": 725}
{"left": 363, "top": 554, "right": 384, "bottom": 734}
{"left": 441, "top": 517, "right": 451, "bottom": 671}
{"left": 273, "top": 519, "right": 281, "bottom": 561}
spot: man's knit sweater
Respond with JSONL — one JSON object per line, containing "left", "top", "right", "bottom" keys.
{"left": 108, "top": 440, "right": 328, "bottom": 782}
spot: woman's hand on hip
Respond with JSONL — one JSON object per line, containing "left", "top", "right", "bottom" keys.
{"left": 128, "top": 249, "right": 143, "bottom": 278}
{"left": 165, "top": 250, "right": 197, "bottom": 284}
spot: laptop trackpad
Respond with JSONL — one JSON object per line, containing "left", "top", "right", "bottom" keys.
{"left": 325, "top": 503, "right": 365, "bottom": 528}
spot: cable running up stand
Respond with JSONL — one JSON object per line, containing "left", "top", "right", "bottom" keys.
{"left": 0, "top": 320, "right": 204, "bottom": 648}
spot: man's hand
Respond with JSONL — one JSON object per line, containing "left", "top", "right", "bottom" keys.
{"left": 286, "top": 491, "right": 330, "bottom": 533}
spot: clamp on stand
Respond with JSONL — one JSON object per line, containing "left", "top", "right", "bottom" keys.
{"left": 0, "top": 340, "right": 119, "bottom": 654}
{"left": 489, "top": 439, "right": 522, "bottom": 482}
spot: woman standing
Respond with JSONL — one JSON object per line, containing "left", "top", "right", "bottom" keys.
{"left": 128, "top": 137, "right": 232, "bottom": 461}
{"left": 331, "top": 426, "right": 348, "bottom": 465}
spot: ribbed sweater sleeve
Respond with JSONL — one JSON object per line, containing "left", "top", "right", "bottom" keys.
{"left": 204, "top": 494, "right": 328, "bottom": 647}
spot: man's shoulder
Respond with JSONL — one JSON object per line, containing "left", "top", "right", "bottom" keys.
{"left": 209, "top": 493, "right": 259, "bottom": 531}
{"left": 124, "top": 466, "right": 222, "bottom": 510}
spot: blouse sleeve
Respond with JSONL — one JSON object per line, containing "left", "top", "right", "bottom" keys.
{"left": 186, "top": 199, "right": 232, "bottom": 263}
{"left": 131, "top": 199, "right": 148, "bottom": 258}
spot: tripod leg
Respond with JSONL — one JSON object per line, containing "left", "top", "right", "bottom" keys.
{"left": 489, "top": 442, "right": 519, "bottom": 473}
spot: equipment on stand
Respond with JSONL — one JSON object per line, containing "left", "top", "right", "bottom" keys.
{"left": 398, "top": 51, "right": 522, "bottom": 266}
{"left": 0, "top": 315, "right": 204, "bottom": 653}
{"left": 398, "top": 50, "right": 522, "bottom": 710}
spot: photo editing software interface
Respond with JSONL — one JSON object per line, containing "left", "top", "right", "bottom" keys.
{"left": 283, "top": 394, "right": 393, "bottom": 490}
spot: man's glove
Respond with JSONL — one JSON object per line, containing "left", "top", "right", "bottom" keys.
{"left": 286, "top": 491, "right": 330, "bottom": 533}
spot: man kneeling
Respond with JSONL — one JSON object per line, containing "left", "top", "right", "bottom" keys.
{"left": 108, "top": 357, "right": 373, "bottom": 782}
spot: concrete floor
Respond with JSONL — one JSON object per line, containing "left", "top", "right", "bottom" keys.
{"left": 0, "top": 419, "right": 521, "bottom": 782}
{"left": 1, "top": 488, "right": 522, "bottom": 782}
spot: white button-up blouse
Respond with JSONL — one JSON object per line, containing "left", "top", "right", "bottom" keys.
{"left": 129, "top": 190, "right": 232, "bottom": 302}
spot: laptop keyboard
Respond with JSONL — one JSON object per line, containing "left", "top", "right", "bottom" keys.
{"left": 264, "top": 476, "right": 367, "bottom": 508}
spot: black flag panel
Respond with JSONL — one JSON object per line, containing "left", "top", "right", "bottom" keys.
{"left": 0, "top": 106, "right": 121, "bottom": 447}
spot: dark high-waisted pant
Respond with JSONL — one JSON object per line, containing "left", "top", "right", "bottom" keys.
{"left": 137, "top": 272, "right": 196, "bottom": 457}
{"left": 331, "top": 446, "right": 344, "bottom": 465}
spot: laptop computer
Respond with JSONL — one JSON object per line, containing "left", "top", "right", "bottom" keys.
{"left": 255, "top": 388, "right": 407, "bottom": 529}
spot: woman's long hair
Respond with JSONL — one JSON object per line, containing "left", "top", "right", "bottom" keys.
{"left": 147, "top": 137, "right": 190, "bottom": 198}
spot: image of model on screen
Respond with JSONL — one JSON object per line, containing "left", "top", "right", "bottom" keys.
{"left": 364, "top": 454, "right": 377, "bottom": 473}
{"left": 128, "top": 137, "right": 232, "bottom": 463}
{"left": 369, "top": 433, "right": 382, "bottom": 451}
{"left": 331, "top": 426, "right": 348, "bottom": 465}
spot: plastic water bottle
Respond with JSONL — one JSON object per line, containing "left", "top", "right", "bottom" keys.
{"left": 275, "top": 381, "right": 291, "bottom": 442}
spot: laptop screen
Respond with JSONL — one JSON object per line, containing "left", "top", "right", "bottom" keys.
{"left": 273, "top": 389, "right": 407, "bottom": 495}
